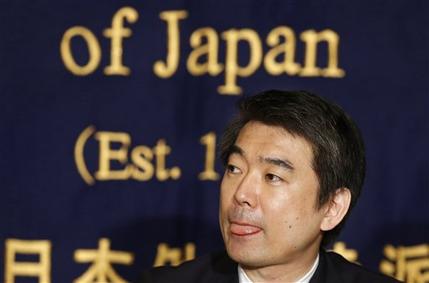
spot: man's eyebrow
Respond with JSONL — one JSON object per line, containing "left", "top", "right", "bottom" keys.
{"left": 261, "top": 157, "right": 294, "bottom": 171}
{"left": 228, "top": 145, "right": 294, "bottom": 170}
{"left": 229, "top": 144, "right": 244, "bottom": 156}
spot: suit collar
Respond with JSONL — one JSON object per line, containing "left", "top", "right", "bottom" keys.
{"left": 210, "top": 251, "right": 239, "bottom": 283}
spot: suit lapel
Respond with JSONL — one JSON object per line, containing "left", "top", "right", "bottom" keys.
{"left": 310, "top": 249, "right": 345, "bottom": 283}
{"left": 209, "top": 251, "right": 239, "bottom": 283}
{"left": 310, "top": 250, "right": 326, "bottom": 283}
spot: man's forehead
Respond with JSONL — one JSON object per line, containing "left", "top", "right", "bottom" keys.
{"left": 232, "top": 121, "right": 315, "bottom": 168}
{"left": 236, "top": 121, "right": 313, "bottom": 153}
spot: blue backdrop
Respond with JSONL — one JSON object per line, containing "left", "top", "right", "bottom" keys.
{"left": 1, "top": 1, "right": 428, "bottom": 282}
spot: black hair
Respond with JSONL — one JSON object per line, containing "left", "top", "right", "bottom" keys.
{"left": 220, "top": 90, "right": 366, "bottom": 246}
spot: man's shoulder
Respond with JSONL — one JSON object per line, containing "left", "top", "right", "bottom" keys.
{"left": 319, "top": 250, "right": 401, "bottom": 283}
{"left": 140, "top": 251, "right": 238, "bottom": 283}
{"left": 140, "top": 249, "right": 401, "bottom": 283}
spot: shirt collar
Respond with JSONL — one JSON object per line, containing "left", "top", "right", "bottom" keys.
{"left": 238, "top": 254, "right": 320, "bottom": 283}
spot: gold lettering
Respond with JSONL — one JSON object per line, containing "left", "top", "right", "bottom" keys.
{"left": 95, "top": 131, "right": 132, "bottom": 180}
{"left": 5, "top": 239, "right": 51, "bottom": 283}
{"left": 75, "top": 125, "right": 96, "bottom": 185}
{"left": 218, "top": 29, "right": 262, "bottom": 95}
{"left": 299, "top": 29, "right": 345, "bottom": 77}
{"left": 153, "top": 139, "right": 181, "bottom": 181}
{"left": 60, "top": 26, "right": 101, "bottom": 76}
{"left": 74, "top": 238, "right": 134, "bottom": 283}
{"left": 380, "top": 244, "right": 429, "bottom": 282}
{"left": 153, "top": 243, "right": 195, "bottom": 267}
{"left": 198, "top": 132, "right": 219, "bottom": 180}
{"left": 103, "top": 7, "right": 139, "bottom": 76}
{"left": 130, "top": 145, "right": 154, "bottom": 181}
{"left": 187, "top": 27, "right": 222, "bottom": 76}
{"left": 264, "top": 26, "right": 300, "bottom": 75}
{"left": 153, "top": 10, "right": 188, "bottom": 78}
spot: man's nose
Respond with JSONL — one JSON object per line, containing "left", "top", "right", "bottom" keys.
{"left": 233, "top": 172, "right": 258, "bottom": 208}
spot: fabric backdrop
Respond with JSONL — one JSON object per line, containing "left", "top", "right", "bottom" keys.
{"left": 1, "top": 1, "right": 428, "bottom": 282}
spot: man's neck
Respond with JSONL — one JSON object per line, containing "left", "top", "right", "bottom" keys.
{"left": 240, "top": 250, "right": 320, "bottom": 283}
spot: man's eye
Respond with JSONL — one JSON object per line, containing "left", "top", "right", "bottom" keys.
{"left": 227, "top": 165, "right": 241, "bottom": 174}
{"left": 265, "top": 173, "right": 282, "bottom": 183}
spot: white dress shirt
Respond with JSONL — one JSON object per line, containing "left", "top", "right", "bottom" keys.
{"left": 238, "top": 254, "right": 319, "bottom": 283}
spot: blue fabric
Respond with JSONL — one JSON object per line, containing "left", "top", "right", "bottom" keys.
{"left": 0, "top": 1, "right": 427, "bottom": 282}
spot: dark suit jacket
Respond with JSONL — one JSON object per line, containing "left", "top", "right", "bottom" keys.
{"left": 140, "top": 250, "right": 402, "bottom": 283}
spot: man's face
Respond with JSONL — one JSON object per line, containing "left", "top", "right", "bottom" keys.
{"left": 219, "top": 121, "right": 327, "bottom": 267}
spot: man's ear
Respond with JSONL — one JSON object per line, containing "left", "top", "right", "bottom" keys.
{"left": 320, "top": 188, "right": 352, "bottom": 231}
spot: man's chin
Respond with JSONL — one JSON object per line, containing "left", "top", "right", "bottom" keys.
{"left": 225, "top": 245, "right": 266, "bottom": 268}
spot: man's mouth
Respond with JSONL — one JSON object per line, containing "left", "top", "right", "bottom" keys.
{"left": 230, "top": 222, "right": 262, "bottom": 236}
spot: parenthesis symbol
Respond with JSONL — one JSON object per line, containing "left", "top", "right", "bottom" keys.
{"left": 74, "top": 125, "right": 96, "bottom": 185}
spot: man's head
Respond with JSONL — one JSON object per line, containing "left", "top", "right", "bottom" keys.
{"left": 219, "top": 90, "right": 365, "bottom": 268}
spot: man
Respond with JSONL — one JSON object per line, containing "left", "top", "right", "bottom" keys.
{"left": 141, "top": 90, "right": 400, "bottom": 282}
